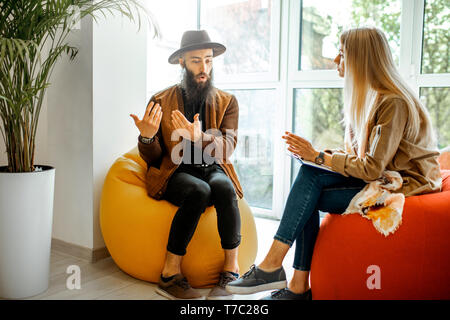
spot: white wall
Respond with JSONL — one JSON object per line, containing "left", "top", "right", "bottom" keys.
{"left": 47, "top": 16, "right": 94, "bottom": 249}
{"left": 44, "top": 11, "right": 147, "bottom": 252}
{"left": 92, "top": 12, "right": 147, "bottom": 250}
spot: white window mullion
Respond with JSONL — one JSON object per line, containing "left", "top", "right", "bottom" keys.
{"left": 281, "top": 84, "right": 295, "bottom": 214}
{"left": 216, "top": 82, "right": 279, "bottom": 91}
{"left": 416, "top": 1, "right": 450, "bottom": 89}
{"left": 410, "top": 0, "right": 426, "bottom": 94}
{"left": 209, "top": 0, "right": 282, "bottom": 84}
{"left": 287, "top": 0, "right": 301, "bottom": 81}
{"left": 270, "top": 0, "right": 293, "bottom": 219}
{"left": 288, "top": 79, "right": 344, "bottom": 89}
{"left": 418, "top": 74, "right": 450, "bottom": 87}
{"left": 399, "top": 0, "right": 416, "bottom": 90}
{"left": 269, "top": 0, "right": 282, "bottom": 82}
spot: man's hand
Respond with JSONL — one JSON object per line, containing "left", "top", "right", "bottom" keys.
{"left": 282, "top": 131, "right": 319, "bottom": 162}
{"left": 171, "top": 110, "right": 202, "bottom": 142}
{"left": 130, "top": 101, "right": 162, "bottom": 139}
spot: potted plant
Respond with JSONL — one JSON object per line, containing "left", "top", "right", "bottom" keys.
{"left": 0, "top": 0, "right": 158, "bottom": 299}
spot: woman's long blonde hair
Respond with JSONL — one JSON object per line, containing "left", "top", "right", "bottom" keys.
{"left": 341, "top": 27, "right": 435, "bottom": 157}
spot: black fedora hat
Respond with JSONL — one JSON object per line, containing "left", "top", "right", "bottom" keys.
{"left": 168, "top": 30, "right": 226, "bottom": 64}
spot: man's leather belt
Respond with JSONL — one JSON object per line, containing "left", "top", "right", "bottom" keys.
{"left": 191, "top": 163, "right": 212, "bottom": 168}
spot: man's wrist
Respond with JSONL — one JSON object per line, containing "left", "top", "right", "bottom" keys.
{"left": 139, "top": 134, "right": 155, "bottom": 144}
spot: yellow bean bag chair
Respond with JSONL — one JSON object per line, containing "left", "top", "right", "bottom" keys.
{"left": 100, "top": 147, "right": 258, "bottom": 288}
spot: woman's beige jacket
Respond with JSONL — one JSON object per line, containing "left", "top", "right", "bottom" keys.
{"left": 328, "top": 97, "right": 442, "bottom": 197}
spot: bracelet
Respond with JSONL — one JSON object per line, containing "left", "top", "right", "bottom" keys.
{"left": 139, "top": 135, "right": 155, "bottom": 144}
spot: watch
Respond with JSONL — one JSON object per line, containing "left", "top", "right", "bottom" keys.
{"left": 314, "top": 151, "right": 325, "bottom": 165}
{"left": 139, "top": 135, "right": 155, "bottom": 144}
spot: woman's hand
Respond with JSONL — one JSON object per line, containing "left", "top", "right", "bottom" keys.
{"left": 130, "top": 101, "right": 162, "bottom": 138}
{"left": 282, "top": 131, "right": 319, "bottom": 162}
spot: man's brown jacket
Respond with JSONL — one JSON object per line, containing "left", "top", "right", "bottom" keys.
{"left": 138, "top": 85, "right": 243, "bottom": 200}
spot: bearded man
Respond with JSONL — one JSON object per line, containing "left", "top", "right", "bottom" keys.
{"left": 130, "top": 30, "right": 243, "bottom": 300}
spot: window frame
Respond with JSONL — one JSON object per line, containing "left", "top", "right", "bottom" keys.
{"left": 405, "top": 0, "right": 450, "bottom": 89}
{"left": 219, "top": 82, "right": 283, "bottom": 218}
{"left": 199, "top": 0, "right": 282, "bottom": 84}
{"left": 146, "top": 0, "right": 450, "bottom": 220}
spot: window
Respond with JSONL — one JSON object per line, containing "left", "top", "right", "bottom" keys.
{"left": 291, "top": 88, "right": 344, "bottom": 182}
{"left": 293, "top": 88, "right": 344, "bottom": 150}
{"left": 144, "top": 0, "right": 450, "bottom": 220}
{"left": 418, "top": 0, "right": 450, "bottom": 148}
{"left": 299, "top": 0, "right": 402, "bottom": 71}
{"left": 200, "top": 0, "right": 280, "bottom": 82}
{"left": 201, "top": 0, "right": 283, "bottom": 216}
{"left": 146, "top": 0, "right": 197, "bottom": 95}
{"left": 201, "top": 0, "right": 272, "bottom": 74}
{"left": 228, "top": 89, "right": 277, "bottom": 210}
{"left": 421, "top": 0, "right": 449, "bottom": 74}
{"left": 420, "top": 87, "right": 450, "bottom": 149}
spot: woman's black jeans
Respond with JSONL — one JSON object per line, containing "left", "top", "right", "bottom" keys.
{"left": 162, "top": 163, "right": 241, "bottom": 256}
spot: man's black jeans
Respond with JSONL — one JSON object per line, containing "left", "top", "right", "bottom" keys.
{"left": 162, "top": 163, "right": 241, "bottom": 256}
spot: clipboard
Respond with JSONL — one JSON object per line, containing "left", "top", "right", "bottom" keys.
{"left": 288, "top": 152, "right": 338, "bottom": 174}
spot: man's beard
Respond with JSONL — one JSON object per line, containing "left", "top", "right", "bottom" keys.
{"left": 180, "top": 66, "right": 214, "bottom": 106}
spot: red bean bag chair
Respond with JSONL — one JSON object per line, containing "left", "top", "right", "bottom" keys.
{"left": 438, "top": 149, "right": 450, "bottom": 170}
{"left": 310, "top": 169, "right": 450, "bottom": 300}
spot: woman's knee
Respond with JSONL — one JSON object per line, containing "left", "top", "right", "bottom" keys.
{"left": 290, "top": 165, "right": 319, "bottom": 190}
{"left": 297, "top": 164, "right": 322, "bottom": 179}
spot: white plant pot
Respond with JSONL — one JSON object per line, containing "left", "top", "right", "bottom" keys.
{"left": 0, "top": 166, "right": 55, "bottom": 299}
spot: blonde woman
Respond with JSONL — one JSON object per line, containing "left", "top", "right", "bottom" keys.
{"left": 226, "top": 27, "right": 442, "bottom": 300}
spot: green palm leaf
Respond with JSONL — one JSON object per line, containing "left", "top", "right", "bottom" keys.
{"left": 0, "top": 0, "right": 159, "bottom": 172}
